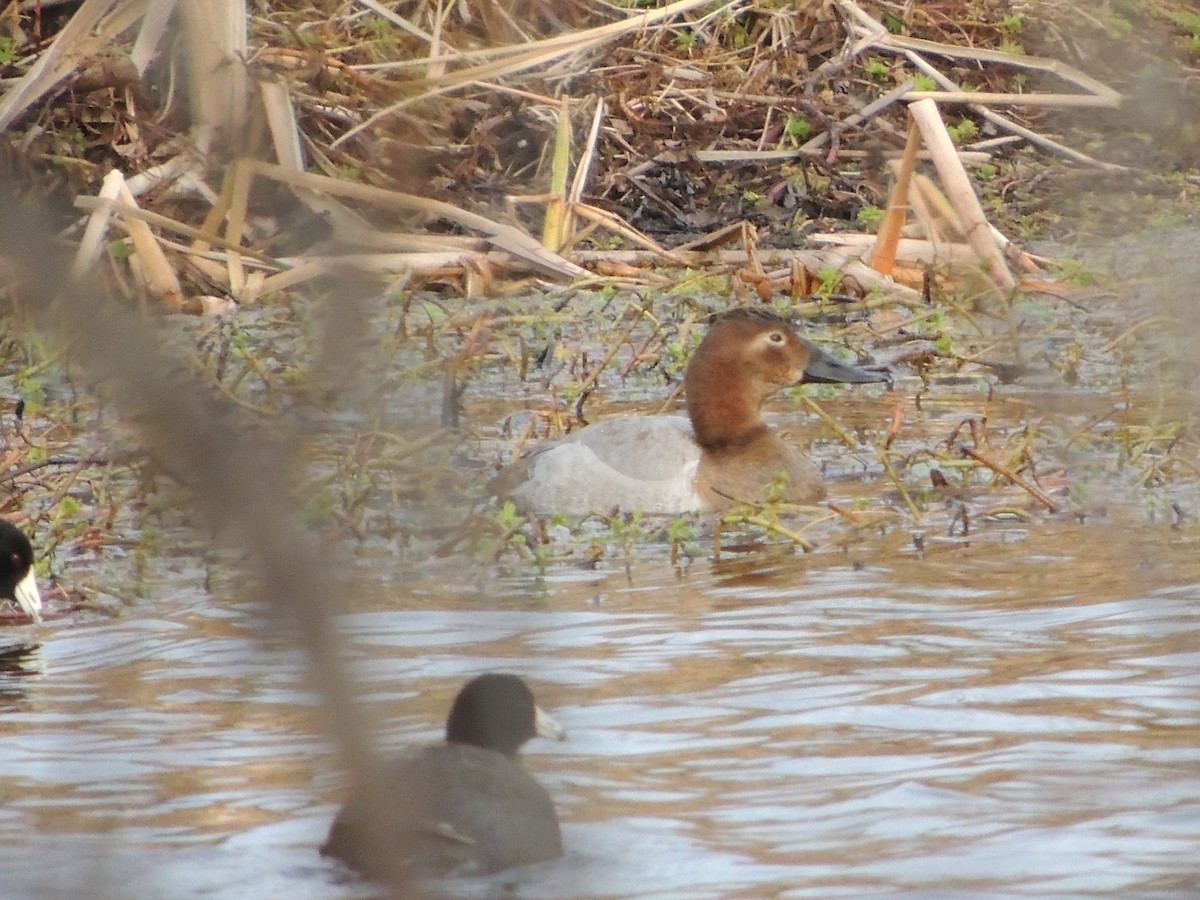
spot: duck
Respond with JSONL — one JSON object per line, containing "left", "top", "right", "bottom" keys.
{"left": 0, "top": 520, "right": 41, "bottom": 624}
{"left": 321, "top": 673, "right": 564, "bottom": 880}
{"left": 494, "top": 307, "right": 888, "bottom": 515}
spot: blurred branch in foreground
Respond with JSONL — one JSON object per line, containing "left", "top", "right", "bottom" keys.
{"left": 0, "top": 186, "right": 421, "bottom": 897}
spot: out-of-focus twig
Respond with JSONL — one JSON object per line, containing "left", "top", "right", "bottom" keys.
{"left": 0, "top": 186, "right": 420, "bottom": 895}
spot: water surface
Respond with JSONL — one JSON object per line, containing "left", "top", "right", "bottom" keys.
{"left": 0, "top": 515, "right": 1196, "bottom": 899}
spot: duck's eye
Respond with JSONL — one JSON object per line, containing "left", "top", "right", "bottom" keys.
{"left": 768, "top": 331, "right": 785, "bottom": 344}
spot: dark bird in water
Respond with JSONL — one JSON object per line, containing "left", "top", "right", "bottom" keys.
{"left": 0, "top": 520, "right": 41, "bottom": 624}
{"left": 322, "top": 673, "right": 564, "bottom": 881}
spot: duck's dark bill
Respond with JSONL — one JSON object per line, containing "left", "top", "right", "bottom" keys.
{"left": 801, "top": 343, "right": 891, "bottom": 385}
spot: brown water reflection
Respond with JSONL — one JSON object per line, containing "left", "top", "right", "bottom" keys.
{"left": 0, "top": 515, "right": 1197, "bottom": 898}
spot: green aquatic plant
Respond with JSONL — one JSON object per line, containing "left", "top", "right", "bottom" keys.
{"left": 674, "top": 29, "right": 698, "bottom": 52}
{"left": 863, "top": 58, "right": 890, "bottom": 81}
{"left": 857, "top": 205, "right": 883, "bottom": 228}
{"left": 782, "top": 115, "right": 813, "bottom": 143}
{"left": 814, "top": 267, "right": 843, "bottom": 298}
{"left": 1000, "top": 13, "right": 1025, "bottom": 33}
{"left": 947, "top": 118, "right": 979, "bottom": 144}
{"left": 713, "top": 472, "right": 817, "bottom": 553}
{"left": 1052, "top": 258, "right": 1104, "bottom": 286}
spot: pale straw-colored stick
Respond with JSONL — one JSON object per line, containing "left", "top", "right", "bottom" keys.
{"left": 907, "top": 98, "right": 1015, "bottom": 293}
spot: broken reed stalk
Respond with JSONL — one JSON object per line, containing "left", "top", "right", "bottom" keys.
{"left": 72, "top": 169, "right": 182, "bottom": 311}
{"left": 813, "top": 233, "right": 978, "bottom": 266}
{"left": 959, "top": 446, "right": 1059, "bottom": 513}
{"left": 1099, "top": 317, "right": 1179, "bottom": 353}
{"left": 542, "top": 96, "right": 571, "bottom": 252}
{"left": 904, "top": 91, "right": 1118, "bottom": 108}
{"left": 570, "top": 102, "right": 603, "bottom": 205}
{"left": 719, "top": 513, "right": 816, "bottom": 552}
{"left": 229, "top": 160, "right": 585, "bottom": 279}
{"left": 571, "top": 204, "right": 684, "bottom": 261}
{"left": 906, "top": 172, "right": 956, "bottom": 246}
{"left": 896, "top": 43, "right": 1124, "bottom": 171}
{"left": 800, "top": 396, "right": 863, "bottom": 450}
{"left": 869, "top": 117, "right": 922, "bottom": 276}
{"left": 907, "top": 98, "right": 1015, "bottom": 294}
{"left": 875, "top": 441, "right": 922, "bottom": 521}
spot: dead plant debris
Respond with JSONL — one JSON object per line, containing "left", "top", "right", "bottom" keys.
{"left": 0, "top": 1, "right": 1197, "bottom": 594}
